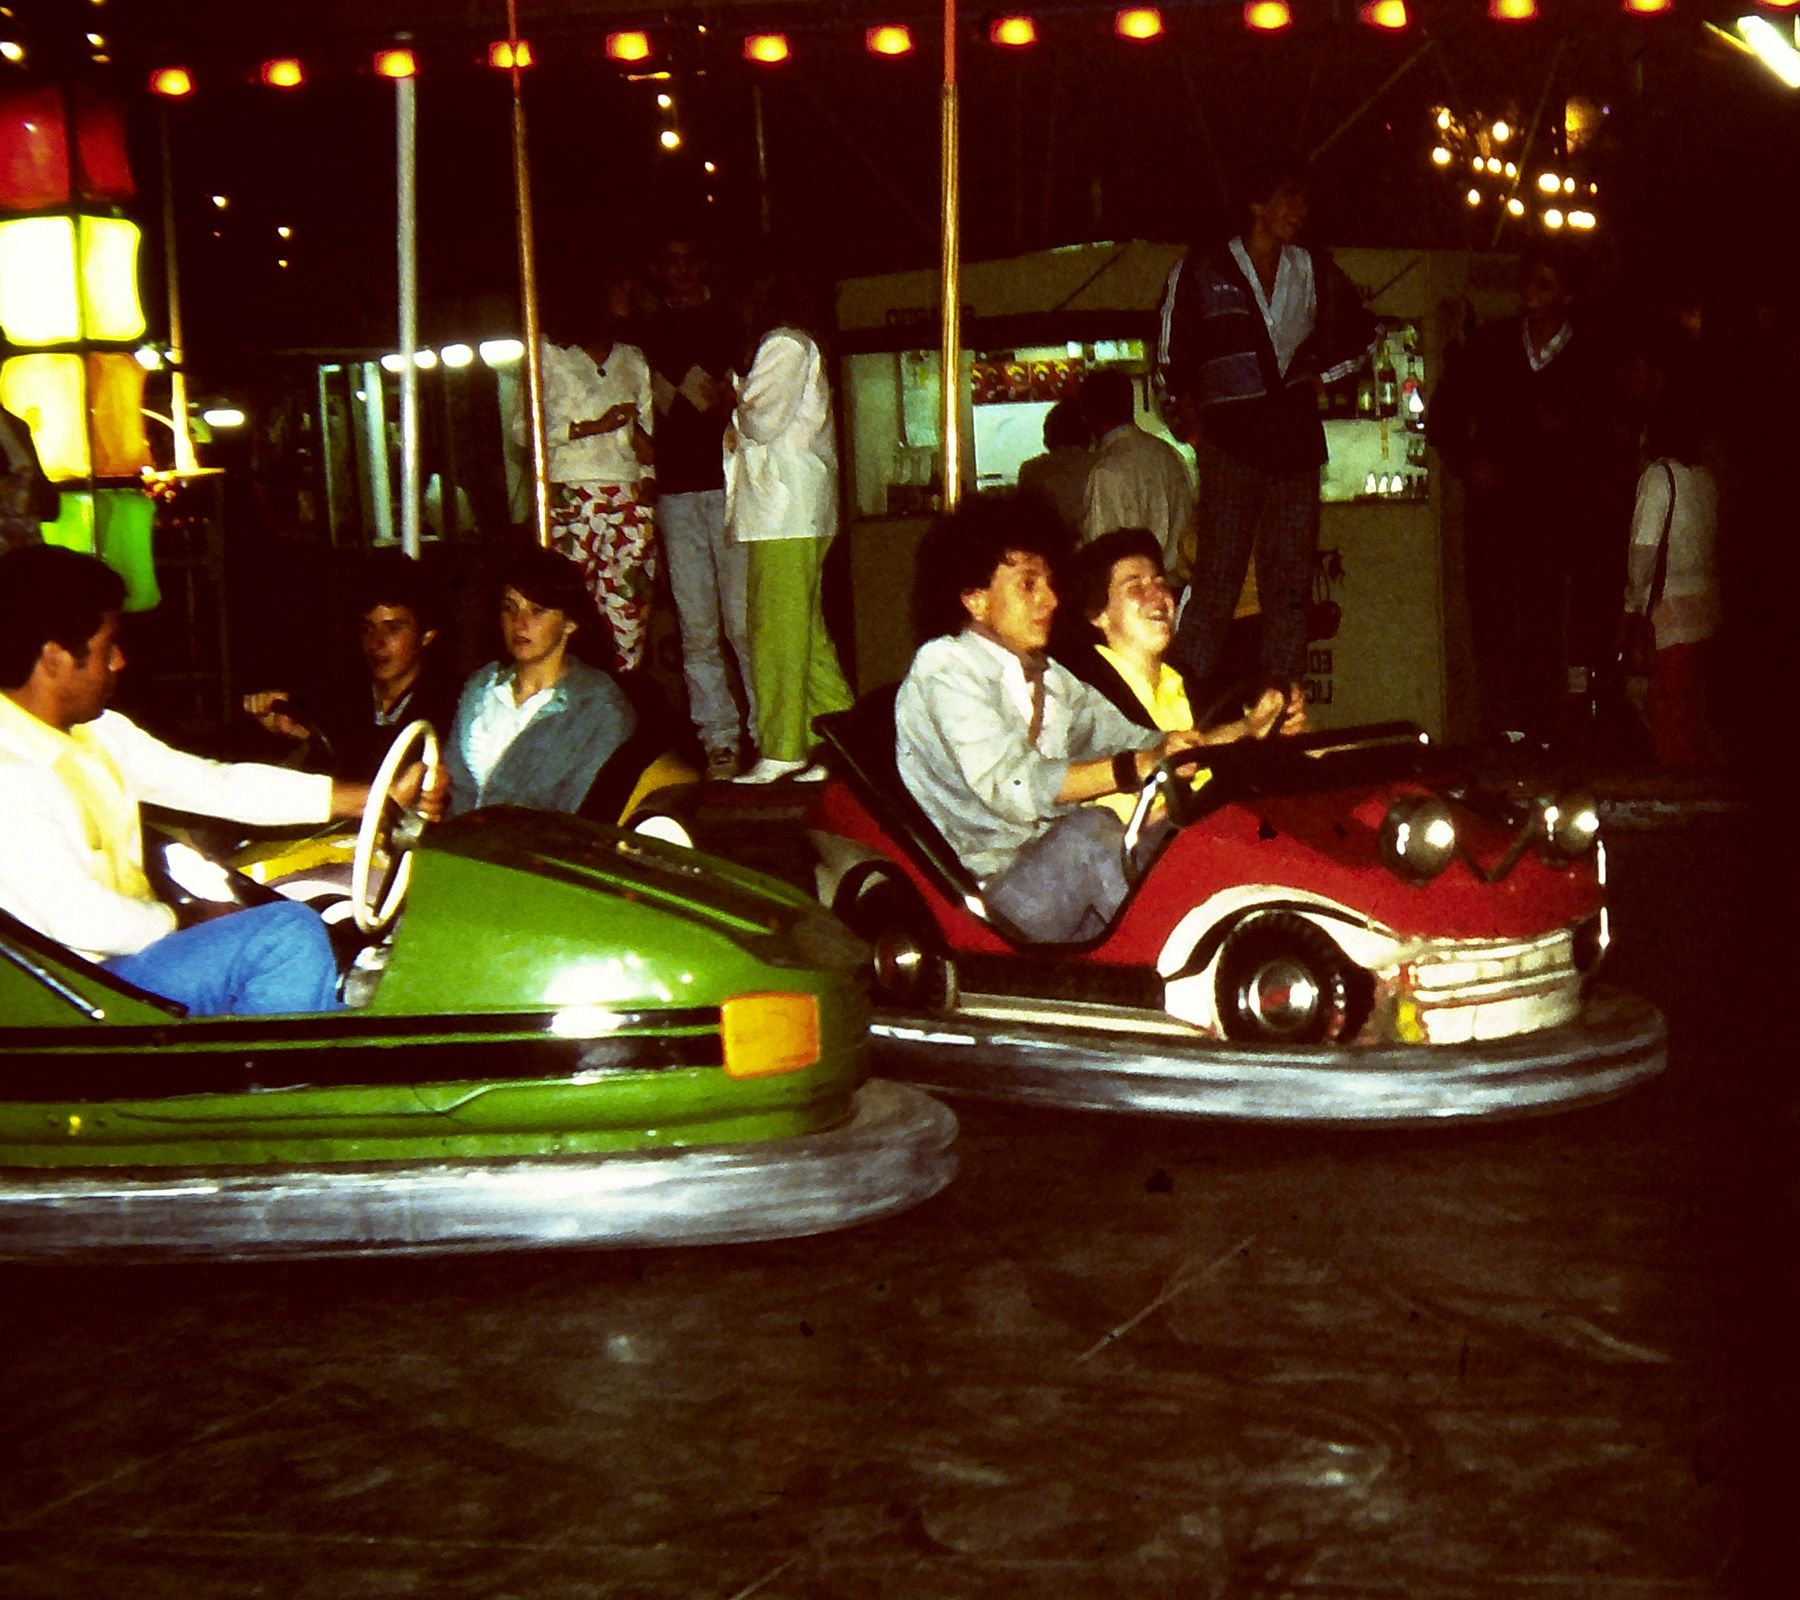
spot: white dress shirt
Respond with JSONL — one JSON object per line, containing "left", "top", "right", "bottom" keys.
{"left": 0, "top": 700, "right": 332, "bottom": 961}
{"left": 1228, "top": 238, "right": 1316, "bottom": 378}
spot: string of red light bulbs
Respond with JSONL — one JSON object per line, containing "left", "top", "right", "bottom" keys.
{"left": 134, "top": 0, "right": 1787, "bottom": 96}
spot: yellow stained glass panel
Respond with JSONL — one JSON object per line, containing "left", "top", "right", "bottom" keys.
{"left": 0, "top": 217, "right": 81, "bottom": 345}
{"left": 0, "top": 353, "right": 88, "bottom": 478}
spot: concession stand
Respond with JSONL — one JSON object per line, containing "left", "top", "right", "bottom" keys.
{"left": 834, "top": 241, "right": 1521, "bottom": 742}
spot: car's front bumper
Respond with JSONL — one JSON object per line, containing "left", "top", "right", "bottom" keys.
{"left": 0, "top": 1079, "right": 957, "bottom": 1262}
{"left": 868, "top": 984, "right": 1665, "bottom": 1124}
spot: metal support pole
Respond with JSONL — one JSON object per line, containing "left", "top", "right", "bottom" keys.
{"left": 939, "top": 0, "right": 962, "bottom": 511}
{"left": 158, "top": 109, "right": 197, "bottom": 476}
{"left": 752, "top": 82, "right": 773, "bottom": 240}
{"left": 508, "top": 0, "right": 551, "bottom": 547}
{"left": 396, "top": 60, "right": 420, "bottom": 556}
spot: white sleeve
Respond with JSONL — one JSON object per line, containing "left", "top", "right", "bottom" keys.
{"left": 630, "top": 347, "right": 655, "bottom": 439}
{"left": 734, "top": 333, "right": 811, "bottom": 446}
{"left": 1623, "top": 465, "right": 1671, "bottom": 613}
{"left": 99, "top": 714, "right": 334, "bottom": 827}
{"left": 0, "top": 769, "right": 177, "bottom": 958}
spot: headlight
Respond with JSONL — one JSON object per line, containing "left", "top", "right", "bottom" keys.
{"left": 1379, "top": 795, "right": 1458, "bottom": 882}
{"left": 1539, "top": 790, "right": 1600, "bottom": 859}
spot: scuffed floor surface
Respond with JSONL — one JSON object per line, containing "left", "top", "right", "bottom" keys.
{"left": 2, "top": 818, "right": 1792, "bottom": 1599}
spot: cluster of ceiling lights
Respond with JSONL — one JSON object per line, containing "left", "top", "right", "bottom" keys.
{"left": 7, "top": 1, "right": 1790, "bottom": 88}
{"left": 1428, "top": 106, "right": 1600, "bottom": 231}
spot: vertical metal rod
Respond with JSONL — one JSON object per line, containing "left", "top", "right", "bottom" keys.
{"left": 508, "top": 0, "right": 551, "bottom": 547}
{"left": 752, "top": 82, "right": 773, "bottom": 239}
{"left": 361, "top": 359, "right": 394, "bottom": 545}
{"left": 157, "top": 109, "right": 197, "bottom": 476}
{"left": 939, "top": 0, "right": 962, "bottom": 511}
{"left": 396, "top": 63, "right": 421, "bottom": 556}
{"left": 316, "top": 365, "right": 340, "bottom": 543}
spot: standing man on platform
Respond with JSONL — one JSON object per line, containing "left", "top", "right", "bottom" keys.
{"left": 1156, "top": 157, "right": 1376, "bottom": 701}
{"left": 641, "top": 229, "right": 754, "bottom": 778}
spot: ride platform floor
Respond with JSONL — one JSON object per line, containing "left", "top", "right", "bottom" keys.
{"left": 2, "top": 815, "right": 1792, "bottom": 1600}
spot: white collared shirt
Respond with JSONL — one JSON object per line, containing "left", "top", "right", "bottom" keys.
{"left": 1228, "top": 237, "right": 1317, "bottom": 378}
{"left": 463, "top": 674, "right": 555, "bottom": 796}
{"left": 1524, "top": 320, "right": 1574, "bottom": 373}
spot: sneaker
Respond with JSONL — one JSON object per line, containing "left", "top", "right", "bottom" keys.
{"left": 705, "top": 746, "right": 741, "bottom": 780}
{"left": 733, "top": 757, "right": 807, "bottom": 784}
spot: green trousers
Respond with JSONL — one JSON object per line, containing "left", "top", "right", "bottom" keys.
{"left": 746, "top": 536, "right": 853, "bottom": 762}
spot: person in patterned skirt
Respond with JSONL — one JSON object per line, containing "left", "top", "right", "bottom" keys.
{"left": 515, "top": 278, "right": 657, "bottom": 674}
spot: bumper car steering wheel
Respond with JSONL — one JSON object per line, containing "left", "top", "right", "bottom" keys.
{"left": 351, "top": 718, "right": 440, "bottom": 936}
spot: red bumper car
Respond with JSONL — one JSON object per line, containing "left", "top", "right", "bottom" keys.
{"left": 636, "top": 692, "right": 1666, "bottom": 1125}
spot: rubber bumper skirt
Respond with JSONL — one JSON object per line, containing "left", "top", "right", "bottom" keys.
{"left": 0, "top": 1080, "right": 957, "bottom": 1262}
{"left": 868, "top": 984, "right": 1666, "bottom": 1125}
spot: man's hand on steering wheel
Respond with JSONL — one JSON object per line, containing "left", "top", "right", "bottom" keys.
{"left": 392, "top": 760, "right": 450, "bottom": 822}
{"left": 329, "top": 760, "right": 449, "bottom": 823}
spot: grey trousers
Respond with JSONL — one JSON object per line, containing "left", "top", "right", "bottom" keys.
{"left": 984, "top": 809, "right": 1131, "bottom": 944}
{"left": 661, "top": 489, "right": 754, "bottom": 751}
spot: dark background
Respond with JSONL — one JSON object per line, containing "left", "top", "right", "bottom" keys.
{"left": 5, "top": 0, "right": 1795, "bottom": 359}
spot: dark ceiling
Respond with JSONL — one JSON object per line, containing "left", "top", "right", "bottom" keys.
{"left": 4, "top": 0, "right": 1793, "bottom": 359}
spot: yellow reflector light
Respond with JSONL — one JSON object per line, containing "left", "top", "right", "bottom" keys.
{"left": 721, "top": 992, "right": 821, "bottom": 1079}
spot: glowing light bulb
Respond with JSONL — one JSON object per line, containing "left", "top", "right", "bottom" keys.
{"left": 1114, "top": 8, "right": 1165, "bottom": 41}
{"left": 866, "top": 25, "right": 914, "bottom": 55}
{"left": 744, "top": 34, "right": 790, "bottom": 63}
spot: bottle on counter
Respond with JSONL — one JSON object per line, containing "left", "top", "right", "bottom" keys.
{"left": 1402, "top": 356, "right": 1426, "bottom": 431}
{"left": 1375, "top": 345, "right": 1399, "bottom": 419}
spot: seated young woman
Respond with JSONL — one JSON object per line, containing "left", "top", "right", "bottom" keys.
{"left": 1056, "top": 529, "right": 1303, "bottom": 822}
{"left": 444, "top": 545, "right": 636, "bottom": 818}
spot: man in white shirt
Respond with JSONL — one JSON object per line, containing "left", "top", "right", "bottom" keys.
{"left": 895, "top": 501, "right": 1201, "bottom": 942}
{"left": 0, "top": 546, "right": 437, "bottom": 1015}
{"left": 1077, "top": 370, "right": 1195, "bottom": 575}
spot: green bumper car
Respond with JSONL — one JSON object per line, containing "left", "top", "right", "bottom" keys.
{"left": 0, "top": 807, "right": 956, "bottom": 1261}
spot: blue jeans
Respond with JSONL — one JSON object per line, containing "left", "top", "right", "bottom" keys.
{"left": 661, "top": 489, "right": 754, "bottom": 752}
{"left": 104, "top": 901, "right": 342, "bottom": 1016}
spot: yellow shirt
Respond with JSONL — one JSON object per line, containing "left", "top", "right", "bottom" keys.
{"left": 1089, "top": 647, "right": 1209, "bottom": 822}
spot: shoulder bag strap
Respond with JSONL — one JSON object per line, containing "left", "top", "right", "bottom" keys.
{"left": 1644, "top": 460, "right": 1676, "bottom": 616}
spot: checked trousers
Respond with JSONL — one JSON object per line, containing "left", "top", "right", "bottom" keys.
{"left": 1171, "top": 440, "right": 1319, "bottom": 692}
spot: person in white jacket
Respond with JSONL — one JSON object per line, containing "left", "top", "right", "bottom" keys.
{"left": 724, "top": 284, "right": 853, "bottom": 782}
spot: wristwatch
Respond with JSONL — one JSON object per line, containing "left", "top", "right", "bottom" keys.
{"left": 1112, "top": 750, "right": 1142, "bottom": 794}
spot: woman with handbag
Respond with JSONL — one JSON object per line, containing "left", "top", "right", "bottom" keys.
{"left": 1619, "top": 412, "right": 1720, "bottom": 769}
